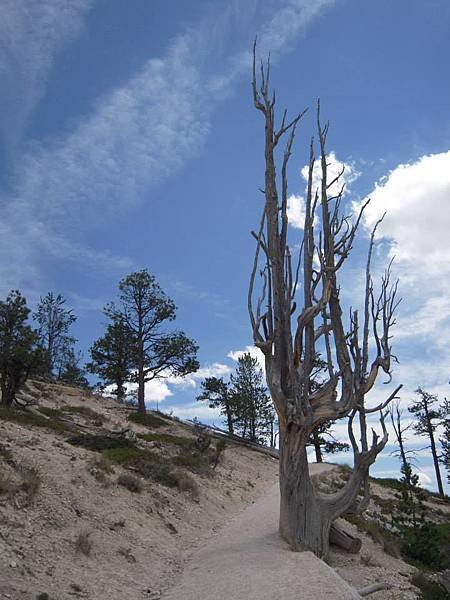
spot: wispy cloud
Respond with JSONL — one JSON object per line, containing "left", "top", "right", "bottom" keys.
{"left": 0, "top": 0, "right": 94, "bottom": 152}
{"left": 0, "top": 0, "right": 337, "bottom": 295}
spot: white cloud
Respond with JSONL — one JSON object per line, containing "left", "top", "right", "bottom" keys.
{"left": 287, "top": 153, "right": 359, "bottom": 229}
{"left": 358, "top": 151, "right": 450, "bottom": 397}
{"left": 228, "top": 345, "right": 266, "bottom": 371}
{"left": 300, "top": 151, "right": 360, "bottom": 199}
{"left": 0, "top": 0, "right": 94, "bottom": 151}
{"left": 144, "top": 380, "right": 173, "bottom": 403}
{"left": 127, "top": 361, "right": 232, "bottom": 409}
{"left": 209, "top": 0, "right": 337, "bottom": 93}
{"left": 167, "top": 362, "right": 231, "bottom": 389}
{"left": 287, "top": 195, "right": 306, "bottom": 229}
{"left": 363, "top": 151, "right": 450, "bottom": 274}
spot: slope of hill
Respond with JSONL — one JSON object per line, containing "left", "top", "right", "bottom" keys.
{"left": 0, "top": 382, "right": 278, "bottom": 600}
{"left": 2, "top": 382, "right": 449, "bottom": 600}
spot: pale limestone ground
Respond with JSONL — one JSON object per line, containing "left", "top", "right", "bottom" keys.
{"left": 161, "top": 463, "right": 362, "bottom": 600}
{"left": 0, "top": 383, "right": 279, "bottom": 600}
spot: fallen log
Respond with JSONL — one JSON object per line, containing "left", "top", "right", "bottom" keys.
{"left": 358, "top": 582, "right": 391, "bottom": 596}
{"left": 330, "top": 522, "right": 362, "bottom": 553}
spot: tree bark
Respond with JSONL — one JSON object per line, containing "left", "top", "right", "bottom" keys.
{"left": 428, "top": 420, "right": 444, "bottom": 497}
{"left": 137, "top": 345, "right": 146, "bottom": 415}
{"left": 329, "top": 523, "right": 362, "bottom": 553}
{"left": 225, "top": 405, "right": 234, "bottom": 435}
{"left": 313, "top": 430, "right": 323, "bottom": 463}
{"left": 279, "top": 429, "right": 332, "bottom": 557}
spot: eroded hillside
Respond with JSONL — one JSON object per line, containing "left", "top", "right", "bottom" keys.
{"left": 0, "top": 381, "right": 278, "bottom": 600}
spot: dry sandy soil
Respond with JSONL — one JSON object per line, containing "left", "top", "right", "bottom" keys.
{"left": 0, "top": 382, "right": 278, "bottom": 600}
{"left": 0, "top": 382, "right": 436, "bottom": 599}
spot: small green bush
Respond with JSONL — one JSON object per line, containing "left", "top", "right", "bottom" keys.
{"left": 0, "top": 407, "right": 69, "bottom": 433}
{"left": 402, "top": 523, "right": 449, "bottom": 570}
{"left": 103, "top": 444, "right": 203, "bottom": 491}
{"left": 117, "top": 473, "right": 143, "bottom": 493}
{"left": 138, "top": 432, "right": 193, "bottom": 448}
{"left": 102, "top": 446, "right": 159, "bottom": 468}
{"left": 127, "top": 412, "right": 167, "bottom": 429}
{"left": 171, "top": 453, "right": 209, "bottom": 473}
{"left": 344, "top": 514, "right": 401, "bottom": 558}
{"left": 411, "top": 573, "right": 449, "bottom": 600}
{"left": 150, "top": 463, "right": 180, "bottom": 487}
{"left": 67, "top": 434, "right": 134, "bottom": 452}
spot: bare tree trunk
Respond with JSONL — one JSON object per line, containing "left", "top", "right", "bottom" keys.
{"left": 428, "top": 418, "right": 444, "bottom": 497}
{"left": 137, "top": 345, "right": 146, "bottom": 415}
{"left": 313, "top": 430, "right": 323, "bottom": 463}
{"left": 248, "top": 43, "right": 401, "bottom": 557}
{"left": 225, "top": 405, "right": 234, "bottom": 435}
{"left": 279, "top": 431, "right": 331, "bottom": 556}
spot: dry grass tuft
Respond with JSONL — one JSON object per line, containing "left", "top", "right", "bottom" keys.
{"left": 117, "top": 472, "right": 143, "bottom": 493}
{"left": 20, "top": 465, "right": 41, "bottom": 501}
{"left": 75, "top": 530, "right": 93, "bottom": 556}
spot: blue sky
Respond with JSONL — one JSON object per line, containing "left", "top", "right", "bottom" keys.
{"left": 1, "top": 0, "right": 450, "bottom": 491}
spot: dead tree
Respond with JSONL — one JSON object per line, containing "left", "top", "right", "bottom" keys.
{"left": 248, "top": 44, "right": 402, "bottom": 557}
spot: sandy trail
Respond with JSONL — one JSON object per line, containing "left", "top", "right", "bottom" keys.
{"left": 161, "top": 462, "right": 361, "bottom": 600}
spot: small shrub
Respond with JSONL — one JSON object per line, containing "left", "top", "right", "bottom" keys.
{"left": 411, "top": 573, "right": 449, "bottom": 600}
{"left": 172, "top": 453, "right": 209, "bottom": 472}
{"left": 67, "top": 434, "right": 134, "bottom": 452}
{"left": 402, "top": 523, "right": 449, "bottom": 570}
{"left": 138, "top": 432, "right": 194, "bottom": 448}
{"left": 20, "top": 465, "right": 41, "bottom": 501}
{"left": 0, "top": 407, "right": 69, "bottom": 433}
{"left": 117, "top": 473, "right": 143, "bottom": 493}
{"left": 102, "top": 445, "right": 197, "bottom": 490}
{"left": 212, "top": 439, "right": 227, "bottom": 469}
{"left": 175, "top": 473, "right": 199, "bottom": 498}
{"left": 127, "top": 412, "right": 167, "bottom": 429}
{"left": 36, "top": 593, "right": 50, "bottom": 600}
{"left": 344, "top": 514, "right": 401, "bottom": 558}
{"left": 150, "top": 463, "right": 179, "bottom": 487}
{"left": 75, "top": 530, "right": 93, "bottom": 556}
{"left": 102, "top": 446, "right": 160, "bottom": 471}
{"left": 89, "top": 455, "right": 115, "bottom": 475}
{"left": 194, "top": 431, "right": 211, "bottom": 453}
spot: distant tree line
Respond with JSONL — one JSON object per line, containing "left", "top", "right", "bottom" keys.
{"left": 1, "top": 271, "right": 449, "bottom": 489}
{"left": 197, "top": 352, "right": 276, "bottom": 446}
{"left": 0, "top": 289, "right": 86, "bottom": 406}
{"left": 0, "top": 269, "right": 199, "bottom": 415}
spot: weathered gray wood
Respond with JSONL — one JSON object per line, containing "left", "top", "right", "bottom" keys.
{"left": 248, "top": 42, "right": 401, "bottom": 557}
{"left": 330, "top": 523, "right": 362, "bottom": 554}
{"left": 358, "top": 582, "right": 391, "bottom": 596}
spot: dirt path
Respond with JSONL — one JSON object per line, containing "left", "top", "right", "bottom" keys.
{"left": 161, "top": 463, "right": 361, "bottom": 600}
